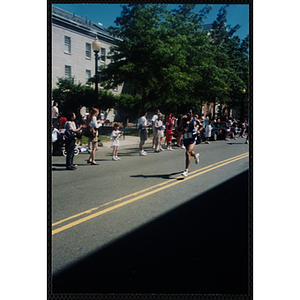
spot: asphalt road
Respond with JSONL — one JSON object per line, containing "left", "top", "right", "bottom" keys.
{"left": 51, "top": 137, "right": 250, "bottom": 295}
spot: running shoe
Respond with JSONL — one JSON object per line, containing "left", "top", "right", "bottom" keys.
{"left": 181, "top": 170, "right": 188, "bottom": 177}
{"left": 195, "top": 153, "right": 200, "bottom": 164}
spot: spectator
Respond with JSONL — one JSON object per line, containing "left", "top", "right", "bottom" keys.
{"left": 75, "top": 108, "right": 84, "bottom": 145}
{"left": 205, "top": 121, "right": 212, "bottom": 144}
{"left": 87, "top": 108, "right": 103, "bottom": 165}
{"left": 232, "top": 119, "right": 238, "bottom": 140}
{"left": 225, "top": 122, "right": 231, "bottom": 141}
{"left": 175, "top": 114, "right": 184, "bottom": 148}
{"left": 58, "top": 114, "right": 67, "bottom": 129}
{"left": 154, "top": 113, "right": 164, "bottom": 152}
{"left": 64, "top": 111, "right": 84, "bottom": 170}
{"left": 111, "top": 123, "right": 123, "bottom": 161}
{"left": 52, "top": 102, "right": 60, "bottom": 129}
{"left": 152, "top": 109, "right": 160, "bottom": 149}
{"left": 240, "top": 118, "right": 246, "bottom": 138}
{"left": 195, "top": 115, "right": 203, "bottom": 144}
{"left": 138, "top": 111, "right": 151, "bottom": 156}
{"left": 245, "top": 120, "right": 249, "bottom": 144}
{"left": 165, "top": 113, "right": 174, "bottom": 150}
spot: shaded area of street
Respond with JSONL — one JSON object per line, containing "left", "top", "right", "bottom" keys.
{"left": 52, "top": 170, "right": 249, "bottom": 295}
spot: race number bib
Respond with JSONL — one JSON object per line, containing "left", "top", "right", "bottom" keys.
{"left": 184, "top": 132, "right": 193, "bottom": 139}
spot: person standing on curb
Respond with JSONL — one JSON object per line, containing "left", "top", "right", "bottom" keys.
{"left": 205, "top": 121, "right": 212, "bottom": 144}
{"left": 52, "top": 102, "right": 60, "bottom": 129}
{"left": 64, "top": 111, "right": 84, "bottom": 170}
{"left": 111, "top": 123, "right": 123, "bottom": 160}
{"left": 178, "top": 109, "right": 200, "bottom": 177}
{"left": 154, "top": 113, "right": 164, "bottom": 152}
{"left": 151, "top": 109, "right": 160, "bottom": 149}
{"left": 138, "top": 111, "right": 151, "bottom": 156}
{"left": 87, "top": 108, "right": 103, "bottom": 165}
{"left": 165, "top": 113, "right": 174, "bottom": 150}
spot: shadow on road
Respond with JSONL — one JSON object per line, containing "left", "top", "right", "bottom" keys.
{"left": 51, "top": 170, "right": 250, "bottom": 295}
{"left": 130, "top": 171, "right": 182, "bottom": 179}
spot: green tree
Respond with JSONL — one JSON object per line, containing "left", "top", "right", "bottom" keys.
{"left": 206, "top": 5, "right": 248, "bottom": 118}
{"left": 114, "top": 93, "right": 142, "bottom": 125}
{"left": 102, "top": 4, "right": 168, "bottom": 110}
{"left": 102, "top": 4, "right": 214, "bottom": 113}
{"left": 100, "top": 4, "right": 248, "bottom": 117}
{"left": 52, "top": 77, "right": 119, "bottom": 114}
{"left": 52, "top": 77, "right": 95, "bottom": 114}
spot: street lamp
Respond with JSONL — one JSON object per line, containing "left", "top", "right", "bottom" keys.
{"left": 92, "top": 37, "right": 101, "bottom": 107}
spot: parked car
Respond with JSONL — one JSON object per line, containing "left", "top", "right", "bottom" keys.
{"left": 212, "top": 122, "right": 228, "bottom": 140}
{"left": 201, "top": 122, "right": 227, "bottom": 141}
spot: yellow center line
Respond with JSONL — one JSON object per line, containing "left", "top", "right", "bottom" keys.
{"left": 52, "top": 152, "right": 248, "bottom": 235}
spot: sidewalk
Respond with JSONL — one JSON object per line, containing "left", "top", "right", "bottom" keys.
{"left": 101, "top": 135, "right": 152, "bottom": 149}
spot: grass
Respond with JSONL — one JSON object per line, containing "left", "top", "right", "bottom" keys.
{"left": 78, "top": 135, "right": 111, "bottom": 145}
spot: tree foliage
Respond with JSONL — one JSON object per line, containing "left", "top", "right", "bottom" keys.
{"left": 52, "top": 77, "right": 95, "bottom": 114}
{"left": 101, "top": 4, "right": 249, "bottom": 117}
{"left": 53, "top": 5, "right": 249, "bottom": 119}
{"left": 52, "top": 77, "right": 116, "bottom": 114}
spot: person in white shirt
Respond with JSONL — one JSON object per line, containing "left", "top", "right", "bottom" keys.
{"left": 52, "top": 102, "right": 59, "bottom": 129}
{"left": 205, "top": 121, "right": 212, "bottom": 144}
{"left": 154, "top": 114, "right": 164, "bottom": 152}
{"left": 111, "top": 123, "right": 123, "bottom": 161}
{"left": 151, "top": 109, "right": 160, "bottom": 149}
{"left": 138, "top": 111, "right": 151, "bottom": 156}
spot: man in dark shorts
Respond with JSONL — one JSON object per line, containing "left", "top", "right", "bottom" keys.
{"left": 178, "top": 109, "right": 200, "bottom": 177}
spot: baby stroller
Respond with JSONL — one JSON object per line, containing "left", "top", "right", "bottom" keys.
{"left": 52, "top": 128, "right": 79, "bottom": 156}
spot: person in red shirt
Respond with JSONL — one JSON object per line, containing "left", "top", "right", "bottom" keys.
{"left": 58, "top": 115, "right": 67, "bottom": 129}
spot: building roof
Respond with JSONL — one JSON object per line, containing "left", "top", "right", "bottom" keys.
{"left": 52, "top": 6, "right": 120, "bottom": 43}
{"left": 52, "top": 6, "right": 213, "bottom": 42}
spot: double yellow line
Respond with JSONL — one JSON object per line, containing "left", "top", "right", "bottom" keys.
{"left": 52, "top": 152, "right": 248, "bottom": 236}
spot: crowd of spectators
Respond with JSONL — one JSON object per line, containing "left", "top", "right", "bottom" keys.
{"left": 52, "top": 103, "right": 249, "bottom": 171}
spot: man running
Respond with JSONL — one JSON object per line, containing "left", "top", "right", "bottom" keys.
{"left": 178, "top": 109, "right": 200, "bottom": 177}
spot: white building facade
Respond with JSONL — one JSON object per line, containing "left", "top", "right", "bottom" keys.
{"left": 52, "top": 6, "right": 121, "bottom": 95}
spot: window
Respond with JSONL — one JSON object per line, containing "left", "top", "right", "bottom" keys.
{"left": 100, "top": 47, "right": 106, "bottom": 62}
{"left": 65, "top": 65, "right": 71, "bottom": 78}
{"left": 86, "top": 70, "right": 91, "bottom": 82}
{"left": 64, "top": 36, "right": 71, "bottom": 53}
{"left": 86, "top": 43, "right": 91, "bottom": 58}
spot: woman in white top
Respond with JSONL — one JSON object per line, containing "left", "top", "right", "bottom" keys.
{"left": 87, "top": 108, "right": 103, "bottom": 165}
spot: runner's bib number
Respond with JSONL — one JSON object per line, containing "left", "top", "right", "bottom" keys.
{"left": 184, "top": 132, "right": 193, "bottom": 139}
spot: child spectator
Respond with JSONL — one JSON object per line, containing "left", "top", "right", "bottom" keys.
{"left": 111, "top": 123, "right": 123, "bottom": 160}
